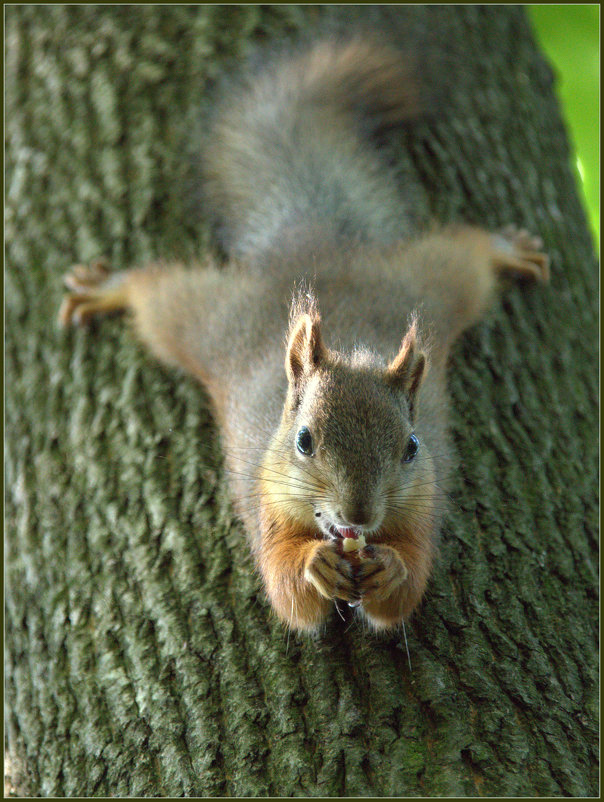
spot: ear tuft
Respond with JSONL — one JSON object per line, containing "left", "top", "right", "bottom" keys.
{"left": 386, "top": 316, "right": 429, "bottom": 419}
{"left": 286, "top": 312, "right": 326, "bottom": 385}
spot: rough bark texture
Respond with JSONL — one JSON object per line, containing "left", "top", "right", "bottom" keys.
{"left": 5, "top": 5, "right": 598, "bottom": 797}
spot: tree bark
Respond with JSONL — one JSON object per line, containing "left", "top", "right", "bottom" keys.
{"left": 5, "top": 5, "right": 598, "bottom": 797}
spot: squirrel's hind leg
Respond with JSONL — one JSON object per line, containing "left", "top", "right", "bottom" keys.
{"left": 397, "top": 224, "right": 549, "bottom": 355}
{"left": 59, "top": 258, "right": 131, "bottom": 326}
{"left": 59, "top": 256, "right": 249, "bottom": 392}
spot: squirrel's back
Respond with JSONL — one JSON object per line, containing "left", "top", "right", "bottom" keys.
{"left": 201, "top": 36, "right": 422, "bottom": 261}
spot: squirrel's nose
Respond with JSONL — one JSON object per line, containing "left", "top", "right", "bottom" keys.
{"left": 339, "top": 504, "right": 372, "bottom": 528}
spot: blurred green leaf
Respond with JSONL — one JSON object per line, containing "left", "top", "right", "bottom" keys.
{"left": 529, "top": 5, "right": 599, "bottom": 249}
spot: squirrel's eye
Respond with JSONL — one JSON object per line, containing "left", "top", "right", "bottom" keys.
{"left": 403, "top": 433, "right": 420, "bottom": 462}
{"left": 296, "top": 426, "right": 314, "bottom": 456}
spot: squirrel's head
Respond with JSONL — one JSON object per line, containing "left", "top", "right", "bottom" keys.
{"left": 263, "top": 301, "right": 435, "bottom": 542}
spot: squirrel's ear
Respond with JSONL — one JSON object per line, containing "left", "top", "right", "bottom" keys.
{"left": 286, "top": 312, "right": 326, "bottom": 385}
{"left": 386, "top": 318, "right": 428, "bottom": 419}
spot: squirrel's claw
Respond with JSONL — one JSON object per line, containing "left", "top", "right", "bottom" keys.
{"left": 492, "top": 226, "right": 550, "bottom": 283}
{"left": 63, "top": 258, "right": 112, "bottom": 292}
{"left": 356, "top": 545, "right": 408, "bottom": 602}
{"left": 59, "top": 259, "right": 128, "bottom": 327}
{"left": 58, "top": 295, "right": 98, "bottom": 327}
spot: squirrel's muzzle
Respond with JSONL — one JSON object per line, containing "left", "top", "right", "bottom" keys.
{"left": 338, "top": 502, "right": 373, "bottom": 528}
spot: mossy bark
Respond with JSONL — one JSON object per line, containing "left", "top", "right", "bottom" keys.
{"left": 5, "top": 6, "right": 598, "bottom": 797}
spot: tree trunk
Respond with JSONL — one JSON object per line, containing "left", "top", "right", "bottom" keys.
{"left": 5, "top": 5, "right": 598, "bottom": 797}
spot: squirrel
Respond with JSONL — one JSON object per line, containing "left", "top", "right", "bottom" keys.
{"left": 59, "top": 36, "right": 549, "bottom": 632}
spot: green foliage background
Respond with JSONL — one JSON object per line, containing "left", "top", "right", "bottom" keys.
{"left": 529, "top": 5, "right": 599, "bottom": 247}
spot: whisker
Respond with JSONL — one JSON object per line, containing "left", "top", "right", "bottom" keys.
{"left": 382, "top": 512, "right": 442, "bottom": 529}
{"left": 234, "top": 494, "right": 315, "bottom": 508}
{"left": 225, "top": 416, "right": 278, "bottom": 441}
{"left": 405, "top": 476, "right": 458, "bottom": 493}
{"left": 383, "top": 496, "right": 452, "bottom": 510}
{"left": 223, "top": 468, "right": 316, "bottom": 494}
{"left": 286, "top": 595, "right": 294, "bottom": 656}
{"left": 225, "top": 456, "right": 320, "bottom": 491}
{"left": 402, "top": 620, "right": 412, "bottom": 672}
{"left": 383, "top": 506, "right": 451, "bottom": 519}
{"left": 382, "top": 504, "right": 444, "bottom": 519}
{"left": 223, "top": 444, "right": 324, "bottom": 485}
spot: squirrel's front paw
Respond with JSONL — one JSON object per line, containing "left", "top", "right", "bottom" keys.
{"left": 59, "top": 258, "right": 128, "bottom": 327}
{"left": 356, "top": 544, "right": 408, "bottom": 602}
{"left": 492, "top": 226, "right": 550, "bottom": 283}
{"left": 304, "top": 541, "right": 359, "bottom": 603}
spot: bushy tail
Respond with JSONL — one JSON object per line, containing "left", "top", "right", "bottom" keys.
{"left": 279, "top": 37, "right": 421, "bottom": 134}
{"left": 200, "top": 36, "right": 423, "bottom": 260}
